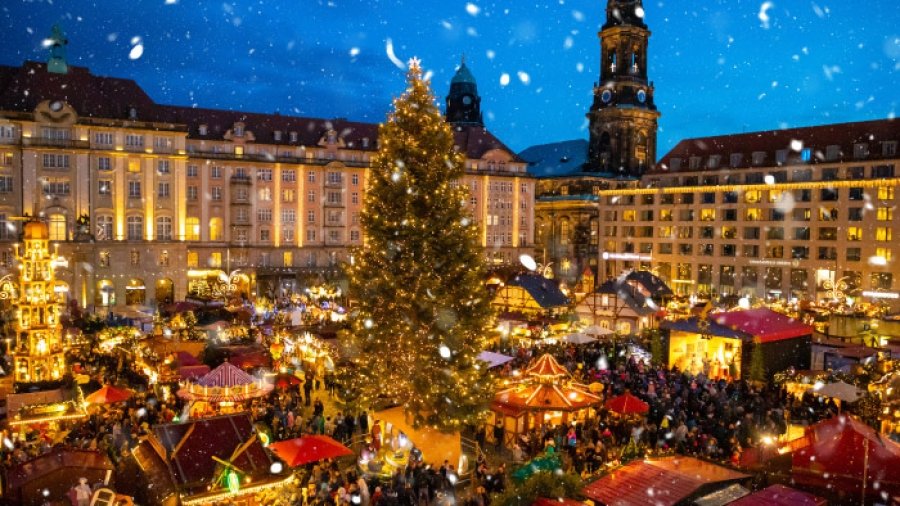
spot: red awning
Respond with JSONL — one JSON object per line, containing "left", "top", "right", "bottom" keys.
{"left": 268, "top": 435, "right": 353, "bottom": 467}
{"left": 711, "top": 308, "right": 813, "bottom": 343}
{"left": 605, "top": 393, "right": 649, "bottom": 415}
{"left": 84, "top": 385, "right": 133, "bottom": 404}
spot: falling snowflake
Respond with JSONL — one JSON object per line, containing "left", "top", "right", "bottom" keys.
{"left": 758, "top": 2, "right": 774, "bottom": 29}
{"left": 465, "top": 3, "right": 480, "bottom": 16}
{"left": 499, "top": 73, "right": 510, "bottom": 86}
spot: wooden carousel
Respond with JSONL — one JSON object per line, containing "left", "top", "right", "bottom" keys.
{"left": 490, "top": 354, "right": 601, "bottom": 448}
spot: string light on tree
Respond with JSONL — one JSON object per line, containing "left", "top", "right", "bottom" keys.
{"left": 339, "top": 57, "right": 495, "bottom": 431}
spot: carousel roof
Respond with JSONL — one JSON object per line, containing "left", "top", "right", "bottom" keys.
{"left": 197, "top": 361, "right": 255, "bottom": 387}
{"left": 493, "top": 381, "right": 601, "bottom": 413}
{"left": 524, "top": 353, "right": 570, "bottom": 378}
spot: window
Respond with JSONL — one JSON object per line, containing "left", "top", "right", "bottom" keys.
{"left": 209, "top": 252, "right": 222, "bottom": 268}
{"left": 853, "top": 143, "right": 868, "bottom": 159}
{"left": 825, "top": 145, "right": 840, "bottom": 161}
{"left": 818, "top": 247, "right": 837, "bottom": 260}
{"left": 187, "top": 251, "right": 198, "bottom": 267}
{"left": 130, "top": 250, "right": 140, "bottom": 266}
{"left": 352, "top": 174, "right": 359, "bottom": 185}
{"left": 282, "top": 209, "right": 296, "bottom": 223}
{"left": 793, "top": 168, "right": 812, "bottom": 182}
{"left": 187, "top": 165, "right": 198, "bottom": 177}
{"left": 125, "top": 134, "right": 144, "bottom": 148}
{"left": 42, "top": 154, "right": 70, "bottom": 169}
{"left": 821, "top": 168, "right": 838, "bottom": 181}
{"left": 848, "top": 208, "right": 864, "bottom": 221}
{"left": 282, "top": 169, "right": 296, "bottom": 182}
{"left": 127, "top": 160, "right": 140, "bottom": 173}
{"left": 43, "top": 179, "right": 70, "bottom": 196}
{"left": 327, "top": 171, "right": 342, "bottom": 184}
{"left": 800, "top": 148, "right": 812, "bottom": 162}
{"left": 185, "top": 217, "right": 200, "bottom": 241}
{"left": 848, "top": 166, "right": 865, "bottom": 179}
{"left": 273, "top": 130, "right": 282, "bottom": 141}
{"left": 819, "top": 208, "right": 838, "bottom": 221}
{"left": 128, "top": 181, "right": 141, "bottom": 198}
{"left": 876, "top": 227, "right": 892, "bottom": 242}
{"left": 875, "top": 247, "right": 892, "bottom": 263}
{"left": 308, "top": 171, "right": 316, "bottom": 182}
{"left": 307, "top": 210, "right": 315, "bottom": 223}
{"left": 745, "top": 208, "right": 762, "bottom": 221}
{"left": 328, "top": 230, "right": 341, "bottom": 243}
{"left": 283, "top": 251, "right": 293, "bottom": 267}
{"left": 257, "top": 208, "right": 272, "bottom": 222}
{"left": 871, "top": 272, "right": 893, "bottom": 290}
{"left": 743, "top": 245, "right": 759, "bottom": 258}
{"left": 767, "top": 227, "right": 784, "bottom": 240}
{"left": 97, "top": 215, "right": 113, "bottom": 241}
{"left": 0, "top": 176, "right": 12, "bottom": 193}
{"left": 723, "top": 209, "right": 737, "bottom": 221}
{"left": 883, "top": 141, "right": 898, "bottom": 156}
{"left": 877, "top": 207, "right": 894, "bottom": 221}
{"left": 721, "top": 244, "right": 737, "bottom": 257}
{"left": 792, "top": 208, "right": 811, "bottom": 221}
{"left": 234, "top": 124, "right": 244, "bottom": 137}
{"left": 209, "top": 218, "right": 223, "bottom": 241}
{"left": 847, "top": 227, "right": 863, "bottom": 241}
{"left": 623, "top": 210, "right": 636, "bottom": 221}
{"left": 159, "top": 250, "right": 169, "bottom": 267}
{"left": 791, "top": 246, "right": 809, "bottom": 259}
{"left": 307, "top": 190, "right": 316, "bottom": 203}
{"left": 282, "top": 189, "right": 295, "bottom": 202}
{"left": 729, "top": 153, "right": 743, "bottom": 167}
{"left": 95, "top": 132, "right": 113, "bottom": 145}
{"left": 259, "top": 228, "right": 270, "bottom": 242}
{"left": 776, "top": 149, "right": 788, "bottom": 164}
{"left": 157, "top": 182, "right": 170, "bottom": 198}
{"left": 187, "top": 185, "right": 198, "bottom": 200}
{"left": 350, "top": 230, "right": 360, "bottom": 242}
{"left": 211, "top": 187, "right": 222, "bottom": 201}
{"left": 659, "top": 209, "right": 673, "bottom": 221}
{"left": 126, "top": 216, "right": 143, "bottom": 240}
{"left": 793, "top": 227, "right": 810, "bottom": 240}
{"left": 48, "top": 214, "right": 66, "bottom": 241}
{"left": 210, "top": 166, "right": 222, "bottom": 179}
{"left": 873, "top": 165, "right": 895, "bottom": 178}
{"left": 98, "top": 250, "right": 110, "bottom": 267}
{"left": 689, "top": 157, "right": 701, "bottom": 170}
{"left": 198, "top": 124, "right": 208, "bottom": 136}
{"left": 766, "top": 246, "right": 783, "bottom": 258}
{"left": 326, "top": 191, "right": 342, "bottom": 205}
{"left": 818, "top": 227, "right": 837, "bottom": 240}
{"left": 351, "top": 192, "right": 359, "bottom": 204}
{"left": 879, "top": 186, "right": 895, "bottom": 200}
{"left": 848, "top": 187, "right": 864, "bottom": 200}
{"left": 681, "top": 193, "right": 694, "bottom": 204}
{"left": 306, "top": 228, "right": 316, "bottom": 241}
{"left": 700, "top": 209, "right": 716, "bottom": 221}
{"left": 156, "top": 216, "right": 172, "bottom": 240}
{"left": 744, "top": 227, "right": 760, "bottom": 240}
{"left": 289, "top": 132, "right": 298, "bottom": 143}
{"left": 235, "top": 208, "right": 248, "bottom": 223}
{"left": 258, "top": 188, "right": 272, "bottom": 201}
{"left": 846, "top": 248, "right": 861, "bottom": 262}
{"left": 98, "top": 157, "right": 112, "bottom": 171}
{"left": 98, "top": 179, "right": 112, "bottom": 196}
{"left": 157, "top": 160, "right": 170, "bottom": 174}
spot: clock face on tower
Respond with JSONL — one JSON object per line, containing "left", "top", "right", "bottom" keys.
{"left": 462, "top": 95, "right": 472, "bottom": 105}
{"left": 637, "top": 89, "right": 647, "bottom": 103}
{"left": 601, "top": 89, "right": 613, "bottom": 104}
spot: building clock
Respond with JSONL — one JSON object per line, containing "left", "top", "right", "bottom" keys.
{"left": 636, "top": 89, "right": 647, "bottom": 103}
{"left": 600, "top": 89, "right": 613, "bottom": 104}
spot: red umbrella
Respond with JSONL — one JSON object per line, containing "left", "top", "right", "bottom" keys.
{"left": 274, "top": 373, "right": 302, "bottom": 389}
{"left": 84, "top": 385, "right": 133, "bottom": 404}
{"left": 269, "top": 435, "right": 353, "bottom": 467}
{"left": 605, "top": 393, "right": 649, "bottom": 415}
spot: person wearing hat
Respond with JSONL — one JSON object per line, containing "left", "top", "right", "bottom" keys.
{"left": 74, "top": 477, "right": 92, "bottom": 506}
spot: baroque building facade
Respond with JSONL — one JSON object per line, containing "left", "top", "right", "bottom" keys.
{"left": 0, "top": 33, "right": 533, "bottom": 309}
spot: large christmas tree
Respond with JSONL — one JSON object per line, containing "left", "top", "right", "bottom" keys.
{"left": 340, "top": 59, "right": 495, "bottom": 431}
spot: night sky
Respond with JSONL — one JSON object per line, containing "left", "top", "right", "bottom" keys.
{"left": 1, "top": 0, "right": 897, "bottom": 157}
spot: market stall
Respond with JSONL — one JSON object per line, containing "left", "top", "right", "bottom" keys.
{"left": 177, "top": 361, "right": 273, "bottom": 417}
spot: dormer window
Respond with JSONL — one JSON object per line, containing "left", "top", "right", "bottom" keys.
{"left": 707, "top": 155, "right": 721, "bottom": 169}
{"left": 853, "top": 143, "right": 869, "bottom": 159}
{"left": 688, "top": 157, "right": 701, "bottom": 170}
{"left": 362, "top": 137, "right": 370, "bottom": 148}
{"left": 198, "top": 124, "right": 208, "bottom": 136}
{"left": 274, "top": 131, "right": 282, "bottom": 141}
{"left": 751, "top": 151, "right": 766, "bottom": 165}
{"left": 234, "top": 124, "right": 244, "bottom": 137}
{"left": 729, "top": 153, "right": 743, "bottom": 167}
{"left": 669, "top": 157, "right": 682, "bottom": 171}
{"left": 801, "top": 148, "right": 812, "bottom": 162}
{"left": 825, "top": 145, "right": 840, "bottom": 161}
{"left": 128, "top": 107, "right": 138, "bottom": 120}
{"left": 775, "top": 149, "right": 788, "bottom": 165}
{"left": 327, "top": 130, "right": 337, "bottom": 144}
{"left": 289, "top": 131, "right": 298, "bottom": 143}
{"left": 881, "top": 141, "right": 896, "bottom": 157}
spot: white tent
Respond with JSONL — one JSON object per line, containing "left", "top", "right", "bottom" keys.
{"left": 584, "top": 325, "right": 614, "bottom": 337}
{"left": 477, "top": 351, "right": 515, "bottom": 369}
{"left": 564, "top": 333, "right": 597, "bottom": 345}
{"left": 813, "top": 380, "right": 863, "bottom": 403}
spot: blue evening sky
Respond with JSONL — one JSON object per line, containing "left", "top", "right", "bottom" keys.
{"left": 1, "top": 0, "right": 897, "bottom": 157}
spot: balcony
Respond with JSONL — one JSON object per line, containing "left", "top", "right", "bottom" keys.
{"left": 324, "top": 178, "right": 344, "bottom": 188}
{"left": 230, "top": 175, "right": 253, "bottom": 185}
{"left": 323, "top": 199, "right": 344, "bottom": 208}
{"left": 22, "top": 138, "right": 90, "bottom": 149}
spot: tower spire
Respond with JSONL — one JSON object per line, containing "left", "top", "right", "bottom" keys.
{"left": 46, "top": 24, "right": 68, "bottom": 74}
{"left": 445, "top": 57, "right": 483, "bottom": 127}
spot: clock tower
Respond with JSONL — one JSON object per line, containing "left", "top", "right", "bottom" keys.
{"left": 586, "top": 0, "right": 660, "bottom": 177}
{"left": 445, "top": 57, "right": 484, "bottom": 127}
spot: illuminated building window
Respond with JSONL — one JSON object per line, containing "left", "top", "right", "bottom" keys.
{"left": 156, "top": 217, "right": 172, "bottom": 241}
{"left": 208, "top": 218, "right": 223, "bottom": 241}
{"left": 282, "top": 189, "right": 295, "bottom": 202}
{"left": 878, "top": 186, "right": 895, "bottom": 200}
{"left": 127, "top": 160, "right": 140, "bottom": 173}
{"left": 185, "top": 217, "right": 200, "bottom": 241}
{"left": 99, "top": 251, "right": 110, "bottom": 268}
{"left": 622, "top": 210, "right": 636, "bottom": 222}
{"left": 875, "top": 248, "right": 893, "bottom": 263}
{"left": 876, "top": 228, "right": 893, "bottom": 242}
{"left": 209, "top": 252, "right": 222, "bottom": 268}
{"left": 283, "top": 251, "right": 293, "bottom": 267}
{"left": 700, "top": 209, "right": 715, "bottom": 221}
{"left": 158, "top": 250, "right": 169, "bottom": 267}
{"left": 130, "top": 249, "right": 140, "bottom": 265}
{"left": 48, "top": 214, "right": 66, "bottom": 241}
{"left": 126, "top": 216, "right": 143, "bottom": 240}
{"left": 768, "top": 190, "right": 782, "bottom": 203}
{"left": 186, "top": 251, "right": 198, "bottom": 267}
{"left": 871, "top": 272, "right": 893, "bottom": 290}
{"left": 847, "top": 227, "right": 863, "bottom": 241}
{"left": 877, "top": 207, "right": 894, "bottom": 221}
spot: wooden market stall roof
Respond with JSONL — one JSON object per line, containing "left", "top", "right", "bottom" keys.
{"left": 5, "top": 448, "right": 114, "bottom": 502}
{"left": 711, "top": 308, "right": 813, "bottom": 343}
{"left": 197, "top": 361, "right": 256, "bottom": 387}
{"left": 728, "top": 484, "right": 826, "bottom": 506}
{"left": 582, "top": 457, "right": 750, "bottom": 506}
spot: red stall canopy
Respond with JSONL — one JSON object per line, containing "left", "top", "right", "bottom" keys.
{"left": 792, "top": 415, "right": 900, "bottom": 501}
{"left": 729, "top": 484, "right": 826, "bottom": 506}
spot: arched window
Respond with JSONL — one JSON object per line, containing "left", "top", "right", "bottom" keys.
{"left": 156, "top": 216, "right": 172, "bottom": 240}
{"left": 185, "top": 217, "right": 200, "bottom": 241}
{"left": 209, "top": 217, "right": 223, "bottom": 241}
{"left": 126, "top": 215, "right": 143, "bottom": 240}
{"left": 96, "top": 215, "right": 113, "bottom": 241}
{"left": 560, "top": 219, "right": 570, "bottom": 245}
{"left": 48, "top": 214, "right": 66, "bottom": 241}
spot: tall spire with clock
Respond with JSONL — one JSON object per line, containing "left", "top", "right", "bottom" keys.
{"left": 586, "top": 0, "right": 660, "bottom": 177}
{"left": 445, "top": 56, "right": 484, "bottom": 127}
